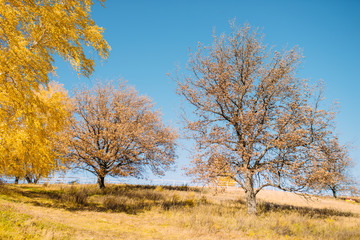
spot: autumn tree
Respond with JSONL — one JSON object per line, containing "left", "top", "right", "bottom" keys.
{"left": 62, "top": 81, "right": 177, "bottom": 189}
{"left": 0, "top": 0, "right": 110, "bottom": 177}
{"left": 0, "top": 0, "right": 109, "bottom": 89}
{"left": 177, "top": 23, "right": 346, "bottom": 214}
{"left": 311, "top": 138, "right": 357, "bottom": 198}
{"left": 0, "top": 82, "right": 72, "bottom": 182}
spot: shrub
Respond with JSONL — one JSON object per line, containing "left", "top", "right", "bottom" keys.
{"left": 161, "top": 193, "right": 196, "bottom": 210}
{"left": 61, "top": 186, "right": 89, "bottom": 206}
{"left": 103, "top": 196, "right": 126, "bottom": 211}
{"left": 198, "top": 196, "right": 208, "bottom": 205}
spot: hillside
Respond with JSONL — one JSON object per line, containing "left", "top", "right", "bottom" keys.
{"left": 0, "top": 184, "right": 359, "bottom": 239}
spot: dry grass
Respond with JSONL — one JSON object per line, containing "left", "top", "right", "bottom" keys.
{"left": 0, "top": 184, "right": 360, "bottom": 239}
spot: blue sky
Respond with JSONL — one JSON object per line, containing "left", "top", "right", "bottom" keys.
{"left": 54, "top": 0, "right": 360, "bottom": 183}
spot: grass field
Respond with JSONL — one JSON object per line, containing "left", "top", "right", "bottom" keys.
{"left": 0, "top": 183, "right": 360, "bottom": 239}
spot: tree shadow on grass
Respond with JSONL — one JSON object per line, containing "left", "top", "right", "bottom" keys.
{"left": 258, "top": 201, "right": 354, "bottom": 218}
{"left": 7, "top": 185, "right": 62, "bottom": 201}
{"left": 1, "top": 184, "right": 197, "bottom": 215}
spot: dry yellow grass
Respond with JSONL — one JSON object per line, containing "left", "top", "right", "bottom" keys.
{"left": 217, "top": 187, "right": 360, "bottom": 215}
{"left": 0, "top": 184, "right": 359, "bottom": 240}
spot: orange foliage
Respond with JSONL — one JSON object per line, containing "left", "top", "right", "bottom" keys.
{"left": 178, "top": 23, "right": 348, "bottom": 214}
{"left": 61, "top": 81, "right": 177, "bottom": 188}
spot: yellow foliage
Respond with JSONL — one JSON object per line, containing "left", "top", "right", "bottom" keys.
{"left": 0, "top": 0, "right": 109, "bottom": 179}
{"left": 0, "top": 82, "right": 72, "bottom": 179}
{"left": 217, "top": 176, "right": 236, "bottom": 187}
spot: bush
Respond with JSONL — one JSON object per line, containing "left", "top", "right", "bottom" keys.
{"left": 103, "top": 196, "right": 126, "bottom": 211}
{"left": 102, "top": 195, "right": 150, "bottom": 213}
{"left": 198, "top": 196, "right": 208, "bottom": 205}
{"left": 161, "top": 193, "right": 196, "bottom": 210}
{"left": 61, "top": 186, "right": 89, "bottom": 206}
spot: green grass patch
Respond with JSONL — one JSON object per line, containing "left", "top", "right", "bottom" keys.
{"left": 0, "top": 205, "right": 72, "bottom": 240}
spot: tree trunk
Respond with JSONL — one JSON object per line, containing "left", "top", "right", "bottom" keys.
{"left": 33, "top": 175, "right": 40, "bottom": 184}
{"left": 331, "top": 186, "right": 337, "bottom": 198}
{"left": 14, "top": 176, "right": 19, "bottom": 184}
{"left": 244, "top": 171, "right": 257, "bottom": 215}
{"left": 97, "top": 175, "right": 105, "bottom": 189}
{"left": 25, "top": 176, "right": 33, "bottom": 184}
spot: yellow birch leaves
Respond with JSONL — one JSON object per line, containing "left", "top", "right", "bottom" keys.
{"left": 0, "top": 82, "right": 72, "bottom": 178}
{"left": 0, "top": 0, "right": 110, "bottom": 178}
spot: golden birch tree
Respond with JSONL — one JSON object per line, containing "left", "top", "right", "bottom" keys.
{"left": 0, "top": 0, "right": 109, "bottom": 177}
{"left": 177, "top": 23, "right": 347, "bottom": 214}
{"left": 0, "top": 82, "right": 72, "bottom": 182}
{"left": 62, "top": 81, "right": 177, "bottom": 189}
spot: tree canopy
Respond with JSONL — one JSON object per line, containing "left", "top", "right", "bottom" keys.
{"left": 311, "top": 138, "right": 357, "bottom": 198}
{"left": 177, "top": 23, "right": 349, "bottom": 214}
{"left": 62, "top": 81, "right": 177, "bottom": 188}
{"left": 0, "top": 82, "right": 72, "bottom": 181}
{"left": 0, "top": 0, "right": 110, "bottom": 178}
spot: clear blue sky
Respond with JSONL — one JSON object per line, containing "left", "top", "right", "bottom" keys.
{"left": 54, "top": 0, "right": 360, "bottom": 183}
